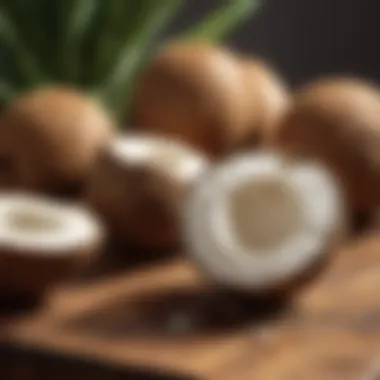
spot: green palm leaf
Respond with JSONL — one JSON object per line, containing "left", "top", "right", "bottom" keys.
{"left": 0, "top": 0, "right": 263, "bottom": 117}
{"left": 95, "top": 0, "right": 183, "bottom": 119}
{"left": 0, "top": 7, "right": 45, "bottom": 86}
{"left": 180, "top": 0, "right": 262, "bottom": 43}
{"left": 59, "top": 0, "right": 101, "bottom": 82}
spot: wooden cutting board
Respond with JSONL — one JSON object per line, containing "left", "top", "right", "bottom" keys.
{"left": 1, "top": 233, "right": 380, "bottom": 380}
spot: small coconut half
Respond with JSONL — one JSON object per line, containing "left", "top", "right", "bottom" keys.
{"left": 86, "top": 133, "right": 209, "bottom": 248}
{"left": 184, "top": 151, "right": 346, "bottom": 294}
{"left": 0, "top": 193, "right": 104, "bottom": 295}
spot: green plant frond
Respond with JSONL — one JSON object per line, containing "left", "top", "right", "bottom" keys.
{"left": 95, "top": 0, "right": 183, "bottom": 120}
{"left": 90, "top": 1, "right": 138, "bottom": 85}
{"left": 0, "top": 0, "right": 257, "bottom": 119}
{"left": 60, "top": 0, "right": 101, "bottom": 82}
{"left": 179, "top": 0, "right": 263, "bottom": 43}
{"left": 0, "top": 81, "right": 16, "bottom": 104}
{"left": 0, "top": 6, "right": 46, "bottom": 86}
{"left": 2, "top": 1, "right": 45, "bottom": 55}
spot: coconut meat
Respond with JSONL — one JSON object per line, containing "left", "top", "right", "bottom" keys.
{"left": 185, "top": 152, "right": 345, "bottom": 291}
{"left": 0, "top": 194, "right": 102, "bottom": 253}
{"left": 109, "top": 134, "right": 208, "bottom": 182}
{"left": 221, "top": 177, "right": 304, "bottom": 251}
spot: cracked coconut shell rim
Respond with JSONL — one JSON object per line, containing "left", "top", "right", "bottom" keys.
{"left": 271, "top": 78, "right": 380, "bottom": 213}
{"left": 86, "top": 133, "right": 209, "bottom": 247}
{"left": 184, "top": 151, "right": 346, "bottom": 293}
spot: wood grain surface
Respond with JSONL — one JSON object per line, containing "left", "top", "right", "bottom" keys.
{"left": 1, "top": 233, "right": 380, "bottom": 379}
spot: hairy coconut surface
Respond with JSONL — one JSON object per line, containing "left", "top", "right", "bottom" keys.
{"left": 0, "top": 194, "right": 104, "bottom": 296}
{"left": 271, "top": 78, "right": 380, "bottom": 213}
{"left": 132, "top": 43, "right": 248, "bottom": 158}
{"left": 238, "top": 59, "right": 289, "bottom": 148}
{"left": 0, "top": 87, "right": 115, "bottom": 197}
{"left": 86, "top": 134, "right": 209, "bottom": 248}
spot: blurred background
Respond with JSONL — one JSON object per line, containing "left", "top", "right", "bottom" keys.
{"left": 2, "top": 0, "right": 380, "bottom": 116}
{"left": 168, "top": 0, "right": 380, "bottom": 87}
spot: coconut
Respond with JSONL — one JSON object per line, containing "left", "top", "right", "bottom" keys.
{"left": 271, "top": 78, "right": 380, "bottom": 213}
{"left": 183, "top": 151, "right": 346, "bottom": 294}
{"left": 86, "top": 133, "right": 209, "bottom": 248}
{"left": 0, "top": 193, "right": 104, "bottom": 296}
{"left": 131, "top": 42, "right": 248, "bottom": 158}
{"left": 0, "top": 86, "right": 115, "bottom": 197}
{"left": 238, "top": 59, "right": 289, "bottom": 147}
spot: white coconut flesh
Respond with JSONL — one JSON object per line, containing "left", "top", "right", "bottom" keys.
{"left": 185, "top": 152, "right": 345, "bottom": 291}
{"left": 0, "top": 194, "right": 102, "bottom": 254}
{"left": 108, "top": 134, "right": 208, "bottom": 183}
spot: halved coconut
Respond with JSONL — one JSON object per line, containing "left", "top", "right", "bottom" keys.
{"left": 0, "top": 194, "right": 104, "bottom": 296}
{"left": 184, "top": 151, "right": 346, "bottom": 294}
{"left": 86, "top": 133, "right": 209, "bottom": 248}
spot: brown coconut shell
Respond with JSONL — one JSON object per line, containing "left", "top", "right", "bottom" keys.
{"left": 0, "top": 235, "right": 103, "bottom": 297}
{"left": 131, "top": 43, "right": 248, "bottom": 158}
{"left": 271, "top": 78, "right": 380, "bottom": 214}
{"left": 237, "top": 59, "right": 289, "bottom": 148}
{"left": 0, "top": 207, "right": 104, "bottom": 297}
{"left": 86, "top": 134, "right": 208, "bottom": 248}
{"left": 0, "top": 87, "right": 115, "bottom": 197}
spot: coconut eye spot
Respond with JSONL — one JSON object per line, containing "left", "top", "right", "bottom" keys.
{"left": 6, "top": 207, "right": 63, "bottom": 234}
{"left": 226, "top": 178, "right": 303, "bottom": 252}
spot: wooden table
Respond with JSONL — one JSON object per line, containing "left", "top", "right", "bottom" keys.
{"left": 1, "top": 234, "right": 380, "bottom": 379}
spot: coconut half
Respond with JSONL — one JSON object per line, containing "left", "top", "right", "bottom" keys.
{"left": 0, "top": 193, "right": 103, "bottom": 295}
{"left": 184, "top": 151, "right": 346, "bottom": 294}
{"left": 86, "top": 133, "right": 209, "bottom": 248}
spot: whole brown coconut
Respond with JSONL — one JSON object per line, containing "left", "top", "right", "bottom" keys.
{"left": 271, "top": 78, "right": 380, "bottom": 213}
{"left": 86, "top": 133, "right": 209, "bottom": 248}
{"left": 239, "top": 59, "right": 289, "bottom": 147}
{"left": 131, "top": 43, "right": 248, "bottom": 158}
{"left": 0, "top": 87, "right": 115, "bottom": 196}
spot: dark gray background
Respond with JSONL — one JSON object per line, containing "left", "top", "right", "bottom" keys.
{"left": 167, "top": 0, "right": 380, "bottom": 88}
